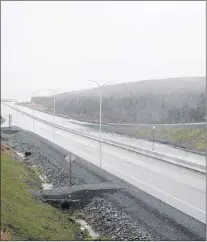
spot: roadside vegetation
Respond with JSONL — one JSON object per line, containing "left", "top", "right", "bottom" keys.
{"left": 1, "top": 144, "right": 87, "bottom": 241}
{"left": 134, "top": 127, "right": 205, "bottom": 153}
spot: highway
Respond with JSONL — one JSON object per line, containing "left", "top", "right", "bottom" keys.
{"left": 1, "top": 103, "right": 206, "bottom": 224}
{"left": 4, "top": 103, "right": 206, "bottom": 167}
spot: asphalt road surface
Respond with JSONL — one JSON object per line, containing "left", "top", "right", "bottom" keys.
{"left": 1, "top": 103, "right": 206, "bottom": 224}
{"left": 7, "top": 103, "right": 206, "bottom": 166}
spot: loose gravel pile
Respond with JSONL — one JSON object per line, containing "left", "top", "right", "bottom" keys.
{"left": 7, "top": 138, "right": 85, "bottom": 187}
{"left": 84, "top": 197, "right": 153, "bottom": 241}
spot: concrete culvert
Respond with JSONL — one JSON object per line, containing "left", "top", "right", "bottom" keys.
{"left": 61, "top": 202, "right": 71, "bottom": 210}
{"left": 24, "top": 152, "right": 32, "bottom": 156}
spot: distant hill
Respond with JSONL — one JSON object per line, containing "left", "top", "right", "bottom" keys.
{"left": 32, "top": 77, "right": 206, "bottom": 124}
{"left": 56, "top": 76, "right": 205, "bottom": 97}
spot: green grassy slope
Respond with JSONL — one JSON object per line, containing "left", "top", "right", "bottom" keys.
{"left": 134, "top": 127, "right": 206, "bottom": 153}
{"left": 1, "top": 151, "right": 82, "bottom": 241}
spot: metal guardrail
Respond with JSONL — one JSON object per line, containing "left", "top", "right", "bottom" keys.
{"left": 4, "top": 104, "right": 206, "bottom": 173}
{"left": 17, "top": 105, "right": 207, "bottom": 156}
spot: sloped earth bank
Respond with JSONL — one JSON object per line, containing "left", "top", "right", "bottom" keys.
{"left": 2, "top": 128, "right": 206, "bottom": 241}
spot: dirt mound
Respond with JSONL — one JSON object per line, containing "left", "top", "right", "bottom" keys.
{"left": 1, "top": 144, "right": 15, "bottom": 157}
{"left": 1, "top": 229, "right": 10, "bottom": 241}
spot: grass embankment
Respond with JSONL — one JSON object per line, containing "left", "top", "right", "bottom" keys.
{"left": 134, "top": 127, "right": 206, "bottom": 153}
{"left": 1, "top": 144, "right": 84, "bottom": 241}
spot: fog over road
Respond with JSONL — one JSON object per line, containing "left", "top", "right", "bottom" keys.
{"left": 1, "top": 103, "right": 206, "bottom": 224}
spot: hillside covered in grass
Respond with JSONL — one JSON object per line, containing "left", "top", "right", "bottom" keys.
{"left": 1, "top": 144, "right": 85, "bottom": 241}
{"left": 133, "top": 126, "right": 205, "bottom": 153}
{"left": 30, "top": 77, "right": 206, "bottom": 124}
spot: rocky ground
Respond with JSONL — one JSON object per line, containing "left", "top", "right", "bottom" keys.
{"left": 1, "top": 127, "right": 206, "bottom": 241}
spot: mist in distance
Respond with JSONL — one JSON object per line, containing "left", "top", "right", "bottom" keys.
{"left": 1, "top": 1, "right": 206, "bottom": 101}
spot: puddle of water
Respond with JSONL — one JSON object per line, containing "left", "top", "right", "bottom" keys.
{"left": 75, "top": 219, "right": 99, "bottom": 239}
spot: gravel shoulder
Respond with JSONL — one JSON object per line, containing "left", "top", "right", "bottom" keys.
{"left": 2, "top": 127, "right": 206, "bottom": 241}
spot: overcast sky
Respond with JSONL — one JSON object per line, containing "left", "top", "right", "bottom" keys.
{"left": 1, "top": 1, "right": 206, "bottom": 101}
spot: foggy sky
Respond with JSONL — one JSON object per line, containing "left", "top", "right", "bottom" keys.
{"left": 1, "top": 1, "right": 206, "bottom": 101}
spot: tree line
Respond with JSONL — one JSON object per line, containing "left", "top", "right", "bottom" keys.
{"left": 31, "top": 91, "right": 206, "bottom": 124}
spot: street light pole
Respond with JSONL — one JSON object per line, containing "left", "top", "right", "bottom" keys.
{"left": 32, "top": 91, "right": 40, "bottom": 132}
{"left": 99, "top": 88, "right": 102, "bottom": 167}
{"left": 46, "top": 89, "right": 59, "bottom": 142}
{"left": 152, "top": 126, "right": 155, "bottom": 150}
{"left": 54, "top": 93, "right": 56, "bottom": 125}
{"left": 88, "top": 80, "right": 115, "bottom": 168}
{"left": 16, "top": 97, "right": 19, "bottom": 114}
{"left": 32, "top": 94, "right": 35, "bottom": 132}
{"left": 15, "top": 102, "right": 19, "bottom": 115}
{"left": 12, "top": 94, "right": 15, "bottom": 107}
{"left": 32, "top": 89, "right": 58, "bottom": 138}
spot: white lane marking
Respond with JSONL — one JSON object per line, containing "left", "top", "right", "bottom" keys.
{"left": 103, "top": 149, "right": 205, "bottom": 192}
{"left": 55, "top": 132, "right": 191, "bottom": 186}
{"left": 104, "top": 164, "right": 206, "bottom": 214}
{"left": 5, "top": 106, "right": 205, "bottom": 186}
{"left": 4, "top": 104, "right": 206, "bottom": 213}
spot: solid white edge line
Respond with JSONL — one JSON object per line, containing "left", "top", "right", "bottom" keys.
{"left": 3, "top": 104, "right": 206, "bottom": 215}
{"left": 104, "top": 163, "right": 206, "bottom": 214}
